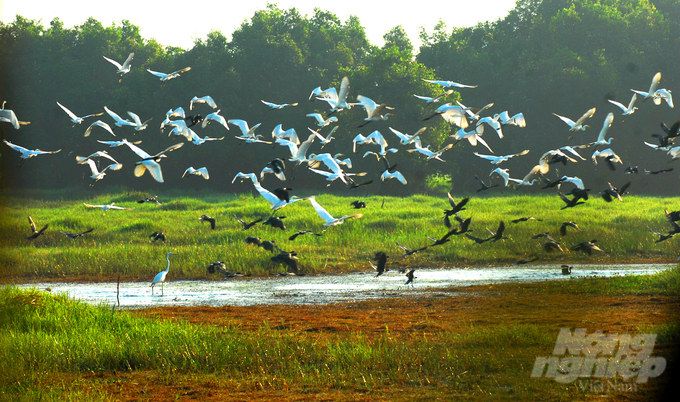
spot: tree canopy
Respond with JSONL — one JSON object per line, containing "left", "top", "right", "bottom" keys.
{"left": 1, "top": 1, "right": 678, "bottom": 195}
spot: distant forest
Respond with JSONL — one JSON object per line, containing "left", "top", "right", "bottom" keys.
{"left": 1, "top": 0, "right": 679, "bottom": 195}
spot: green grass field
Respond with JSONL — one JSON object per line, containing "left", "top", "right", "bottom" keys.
{"left": 0, "top": 266, "right": 677, "bottom": 401}
{"left": 1, "top": 189, "right": 678, "bottom": 282}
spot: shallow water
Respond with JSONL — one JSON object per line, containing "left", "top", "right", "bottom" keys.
{"left": 13, "top": 263, "right": 674, "bottom": 309}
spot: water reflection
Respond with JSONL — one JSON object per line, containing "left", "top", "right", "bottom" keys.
{"left": 14, "top": 263, "right": 674, "bottom": 309}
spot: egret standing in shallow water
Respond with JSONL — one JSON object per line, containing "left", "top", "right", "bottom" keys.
{"left": 151, "top": 252, "right": 175, "bottom": 296}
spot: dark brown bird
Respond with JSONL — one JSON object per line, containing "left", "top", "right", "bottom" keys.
{"left": 512, "top": 217, "right": 542, "bottom": 224}
{"left": 558, "top": 191, "right": 586, "bottom": 209}
{"left": 404, "top": 269, "right": 416, "bottom": 286}
{"left": 465, "top": 233, "right": 489, "bottom": 245}
{"left": 644, "top": 168, "right": 673, "bottom": 175}
{"left": 600, "top": 182, "right": 630, "bottom": 202}
{"left": 244, "top": 236, "right": 261, "bottom": 246}
{"left": 263, "top": 216, "right": 286, "bottom": 230}
{"left": 26, "top": 216, "right": 48, "bottom": 241}
{"left": 272, "top": 187, "right": 292, "bottom": 203}
{"left": 571, "top": 240, "right": 604, "bottom": 255}
{"left": 350, "top": 200, "right": 366, "bottom": 209}
{"left": 532, "top": 232, "right": 555, "bottom": 242}
{"left": 288, "top": 230, "right": 325, "bottom": 241}
{"left": 259, "top": 240, "right": 277, "bottom": 253}
{"left": 371, "top": 251, "right": 389, "bottom": 277}
{"left": 60, "top": 228, "right": 94, "bottom": 240}
{"left": 271, "top": 248, "right": 298, "bottom": 273}
{"left": 561, "top": 265, "right": 572, "bottom": 275}
{"left": 443, "top": 194, "right": 469, "bottom": 229}
{"left": 648, "top": 228, "right": 674, "bottom": 243}
{"left": 560, "top": 221, "right": 581, "bottom": 236}
{"left": 475, "top": 175, "right": 498, "bottom": 192}
{"left": 543, "top": 241, "right": 564, "bottom": 253}
{"left": 426, "top": 228, "right": 458, "bottom": 246}
{"left": 348, "top": 179, "right": 373, "bottom": 189}
{"left": 138, "top": 196, "right": 161, "bottom": 205}
{"left": 486, "top": 221, "right": 507, "bottom": 242}
{"left": 516, "top": 257, "right": 539, "bottom": 264}
{"left": 234, "top": 214, "right": 263, "bottom": 230}
{"left": 395, "top": 241, "right": 428, "bottom": 258}
{"left": 207, "top": 261, "right": 241, "bottom": 278}
{"left": 149, "top": 231, "right": 166, "bottom": 242}
{"left": 199, "top": 214, "right": 216, "bottom": 230}
{"left": 452, "top": 216, "right": 472, "bottom": 235}
{"left": 665, "top": 210, "right": 680, "bottom": 235}
{"left": 667, "top": 209, "right": 680, "bottom": 222}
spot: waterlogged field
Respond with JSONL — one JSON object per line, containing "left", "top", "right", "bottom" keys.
{"left": 0, "top": 190, "right": 678, "bottom": 283}
{"left": 0, "top": 267, "right": 678, "bottom": 401}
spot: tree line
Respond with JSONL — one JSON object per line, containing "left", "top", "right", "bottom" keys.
{"left": 1, "top": 0, "right": 678, "bottom": 195}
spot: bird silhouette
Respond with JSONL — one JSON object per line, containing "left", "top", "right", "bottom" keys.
{"left": 560, "top": 222, "right": 581, "bottom": 236}
{"left": 234, "top": 215, "right": 263, "bottom": 230}
{"left": 26, "top": 216, "right": 48, "bottom": 241}
{"left": 404, "top": 269, "right": 416, "bottom": 287}
{"left": 263, "top": 216, "right": 286, "bottom": 230}
{"left": 395, "top": 241, "right": 428, "bottom": 258}
{"left": 288, "top": 230, "right": 325, "bottom": 241}
{"left": 199, "top": 215, "right": 216, "bottom": 230}
{"left": 370, "top": 251, "right": 389, "bottom": 277}
{"left": 149, "top": 231, "right": 166, "bottom": 242}
{"left": 60, "top": 228, "right": 94, "bottom": 240}
{"left": 244, "top": 236, "right": 262, "bottom": 246}
{"left": 486, "top": 221, "right": 507, "bottom": 242}
{"left": 571, "top": 240, "right": 604, "bottom": 255}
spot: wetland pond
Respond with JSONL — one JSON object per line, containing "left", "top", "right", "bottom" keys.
{"left": 13, "top": 263, "right": 675, "bottom": 309}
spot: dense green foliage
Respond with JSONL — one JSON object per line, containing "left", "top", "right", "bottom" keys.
{"left": 1, "top": 191, "right": 677, "bottom": 281}
{"left": 0, "top": 1, "right": 678, "bottom": 196}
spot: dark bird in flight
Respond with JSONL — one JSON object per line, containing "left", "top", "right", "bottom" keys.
{"left": 474, "top": 175, "right": 498, "bottom": 192}
{"left": 558, "top": 191, "right": 586, "bottom": 209}
{"left": 207, "top": 261, "right": 243, "bottom": 278}
{"left": 199, "top": 214, "right": 216, "bottom": 230}
{"left": 600, "top": 182, "right": 630, "bottom": 202}
{"left": 644, "top": 168, "right": 673, "bottom": 175}
{"left": 244, "top": 236, "right": 261, "bottom": 246}
{"left": 234, "top": 215, "right": 263, "bottom": 230}
{"left": 465, "top": 233, "right": 490, "bottom": 245}
{"left": 259, "top": 240, "right": 277, "bottom": 253}
{"left": 149, "top": 231, "right": 166, "bottom": 242}
{"left": 570, "top": 240, "right": 604, "bottom": 255}
{"left": 271, "top": 247, "right": 299, "bottom": 273}
{"left": 541, "top": 177, "right": 565, "bottom": 189}
{"left": 543, "top": 241, "right": 565, "bottom": 253}
{"left": 395, "top": 241, "right": 428, "bottom": 258}
{"left": 426, "top": 228, "right": 459, "bottom": 246}
{"left": 451, "top": 216, "right": 473, "bottom": 235}
{"left": 288, "top": 230, "right": 325, "bottom": 241}
{"left": 648, "top": 228, "right": 674, "bottom": 243}
{"left": 371, "top": 251, "right": 389, "bottom": 277}
{"left": 486, "top": 221, "right": 507, "bottom": 242}
{"left": 443, "top": 194, "right": 469, "bottom": 229}
{"left": 138, "top": 196, "right": 161, "bottom": 205}
{"left": 350, "top": 200, "right": 366, "bottom": 209}
{"left": 532, "top": 232, "right": 556, "bottom": 242}
{"left": 404, "top": 269, "right": 416, "bottom": 286}
{"left": 560, "top": 221, "right": 581, "bottom": 236}
{"left": 516, "top": 257, "right": 539, "bottom": 264}
{"left": 272, "top": 187, "right": 292, "bottom": 203}
{"left": 348, "top": 179, "right": 374, "bottom": 189}
{"left": 512, "top": 216, "right": 542, "bottom": 224}
{"left": 660, "top": 120, "right": 680, "bottom": 139}
{"left": 60, "top": 228, "right": 94, "bottom": 240}
{"left": 26, "top": 216, "right": 48, "bottom": 241}
{"left": 665, "top": 210, "right": 680, "bottom": 235}
{"left": 263, "top": 216, "right": 286, "bottom": 230}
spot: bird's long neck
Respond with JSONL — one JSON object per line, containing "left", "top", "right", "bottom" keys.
{"left": 165, "top": 255, "right": 172, "bottom": 272}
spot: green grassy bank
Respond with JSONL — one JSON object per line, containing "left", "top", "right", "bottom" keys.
{"left": 1, "top": 190, "right": 678, "bottom": 282}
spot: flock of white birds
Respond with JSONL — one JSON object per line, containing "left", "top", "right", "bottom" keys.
{"left": 2, "top": 50, "right": 679, "bottom": 286}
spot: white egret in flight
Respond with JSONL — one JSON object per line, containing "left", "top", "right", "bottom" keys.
{"left": 56, "top": 102, "right": 103, "bottom": 125}
{"left": 553, "top": 108, "right": 596, "bottom": 131}
{"left": 122, "top": 140, "right": 184, "bottom": 183}
{"left": 307, "top": 196, "right": 363, "bottom": 226}
{"left": 103, "top": 52, "right": 134, "bottom": 80}
{"left": 182, "top": 167, "right": 210, "bottom": 180}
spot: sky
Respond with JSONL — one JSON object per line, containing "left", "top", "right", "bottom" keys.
{"left": 0, "top": 0, "right": 517, "bottom": 49}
